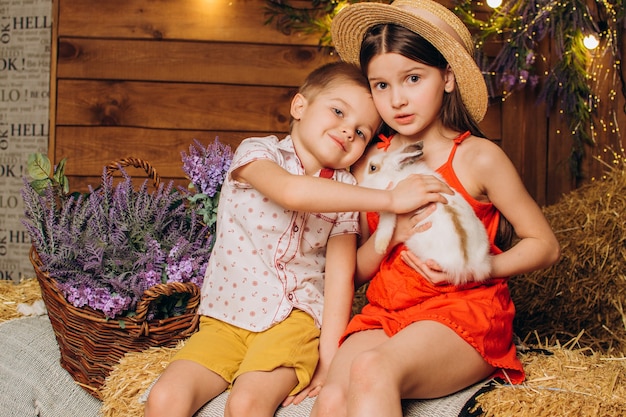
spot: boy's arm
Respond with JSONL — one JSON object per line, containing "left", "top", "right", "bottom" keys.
{"left": 233, "top": 159, "right": 451, "bottom": 215}
{"left": 286, "top": 232, "right": 356, "bottom": 405}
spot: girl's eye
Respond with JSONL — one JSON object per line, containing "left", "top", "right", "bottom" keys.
{"left": 374, "top": 82, "right": 387, "bottom": 90}
{"left": 333, "top": 108, "right": 344, "bottom": 117}
{"left": 408, "top": 75, "right": 420, "bottom": 83}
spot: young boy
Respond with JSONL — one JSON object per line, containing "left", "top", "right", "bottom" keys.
{"left": 144, "top": 62, "right": 452, "bottom": 417}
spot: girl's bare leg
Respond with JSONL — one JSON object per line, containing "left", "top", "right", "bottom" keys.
{"left": 144, "top": 359, "right": 229, "bottom": 417}
{"left": 311, "top": 329, "right": 389, "bottom": 417}
{"left": 312, "top": 321, "right": 494, "bottom": 417}
{"left": 348, "top": 321, "right": 494, "bottom": 417}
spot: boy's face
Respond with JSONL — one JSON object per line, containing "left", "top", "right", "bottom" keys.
{"left": 290, "top": 82, "right": 381, "bottom": 172}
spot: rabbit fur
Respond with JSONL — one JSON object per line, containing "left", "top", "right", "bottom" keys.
{"left": 359, "top": 142, "right": 492, "bottom": 285}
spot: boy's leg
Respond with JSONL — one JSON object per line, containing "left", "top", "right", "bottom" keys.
{"left": 225, "top": 309, "right": 320, "bottom": 417}
{"left": 225, "top": 367, "right": 299, "bottom": 417}
{"left": 145, "top": 359, "right": 229, "bottom": 417}
{"left": 145, "top": 316, "right": 247, "bottom": 417}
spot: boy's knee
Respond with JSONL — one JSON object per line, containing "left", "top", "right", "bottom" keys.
{"left": 224, "top": 391, "right": 258, "bottom": 417}
{"left": 144, "top": 382, "right": 174, "bottom": 417}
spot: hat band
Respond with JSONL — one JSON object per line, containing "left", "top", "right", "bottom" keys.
{"left": 397, "top": 4, "right": 467, "bottom": 52}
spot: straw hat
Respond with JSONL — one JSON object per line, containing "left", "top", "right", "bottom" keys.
{"left": 331, "top": 0, "right": 488, "bottom": 123}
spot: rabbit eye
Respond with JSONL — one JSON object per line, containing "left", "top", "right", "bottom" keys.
{"left": 369, "top": 164, "right": 378, "bottom": 173}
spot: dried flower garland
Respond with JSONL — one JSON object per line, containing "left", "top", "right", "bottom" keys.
{"left": 264, "top": 0, "right": 625, "bottom": 179}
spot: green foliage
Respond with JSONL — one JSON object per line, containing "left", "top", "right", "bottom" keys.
{"left": 454, "top": 0, "right": 613, "bottom": 178}
{"left": 26, "top": 153, "right": 70, "bottom": 196}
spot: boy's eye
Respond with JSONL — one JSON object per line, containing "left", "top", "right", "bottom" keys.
{"left": 355, "top": 129, "right": 366, "bottom": 139}
{"left": 333, "top": 108, "right": 344, "bottom": 117}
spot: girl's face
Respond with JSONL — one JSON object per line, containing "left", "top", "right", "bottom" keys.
{"left": 366, "top": 52, "right": 454, "bottom": 137}
{"left": 290, "top": 82, "right": 381, "bottom": 173}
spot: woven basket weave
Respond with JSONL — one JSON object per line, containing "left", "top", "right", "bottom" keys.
{"left": 29, "top": 157, "right": 201, "bottom": 399}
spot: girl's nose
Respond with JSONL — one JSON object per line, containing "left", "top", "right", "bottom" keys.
{"left": 391, "top": 89, "right": 407, "bottom": 108}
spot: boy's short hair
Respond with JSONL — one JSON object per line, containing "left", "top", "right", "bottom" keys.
{"left": 290, "top": 62, "right": 371, "bottom": 132}
{"left": 298, "top": 61, "right": 370, "bottom": 101}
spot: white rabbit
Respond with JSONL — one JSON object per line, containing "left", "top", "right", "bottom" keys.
{"left": 359, "top": 142, "right": 491, "bottom": 285}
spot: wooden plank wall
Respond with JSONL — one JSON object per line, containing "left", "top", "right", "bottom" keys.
{"left": 49, "top": 0, "right": 625, "bottom": 206}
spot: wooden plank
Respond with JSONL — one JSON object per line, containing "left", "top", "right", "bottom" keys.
{"left": 480, "top": 101, "right": 501, "bottom": 142}
{"left": 56, "top": 38, "right": 337, "bottom": 86}
{"left": 500, "top": 87, "right": 550, "bottom": 206}
{"left": 546, "top": 113, "right": 577, "bottom": 205}
{"left": 54, "top": 126, "right": 267, "bottom": 178}
{"left": 68, "top": 175, "right": 189, "bottom": 195}
{"left": 55, "top": 80, "right": 297, "bottom": 131}
{"left": 57, "top": 0, "right": 321, "bottom": 45}
{"left": 47, "top": 0, "right": 61, "bottom": 162}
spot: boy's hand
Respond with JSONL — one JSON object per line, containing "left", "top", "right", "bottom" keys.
{"left": 282, "top": 370, "right": 325, "bottom": 407}
{"left": 389, "top": 174, "right": 452, "bottom": 214}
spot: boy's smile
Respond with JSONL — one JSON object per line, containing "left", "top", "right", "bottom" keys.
{"left": 290, "top": 82, "right": 381, "bottom": 175}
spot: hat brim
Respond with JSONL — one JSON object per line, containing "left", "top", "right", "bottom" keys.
{"left": 331, "top": 2, "right": 488, "bottom": 123}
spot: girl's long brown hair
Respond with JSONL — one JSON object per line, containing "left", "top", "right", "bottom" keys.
{"left": 359, "top": 24, "right": 486, "bottom": 138}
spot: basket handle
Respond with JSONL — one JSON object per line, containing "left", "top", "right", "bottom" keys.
{"left": 129, "top": 281, "right": 201, "bottom": 337}
{"left": 105, "top": 157, "right": 161, "bottom": 188}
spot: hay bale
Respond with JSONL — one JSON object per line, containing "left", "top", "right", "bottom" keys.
{"left": 0, "top": 279, "right": 42, "bottom": 323}
{"left": 510, "top": 148, "right": 626, "bottom": 354}
{"left": 475, "top": 344, "right": 626, "bottom": 417}
{"left": 99, "top": 343, "right": 182, "bottom": 417}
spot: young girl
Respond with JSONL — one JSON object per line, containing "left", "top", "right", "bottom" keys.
{"left": 308, "top": 1, "right": 561, "bottom": 416}
{"left": 144, "top": 62, "right": 452, "bottom": 417}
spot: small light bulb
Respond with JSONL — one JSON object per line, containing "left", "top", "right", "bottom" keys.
{"left": 486, "top": 0, "right": 503, "bottom": 8}
{"left": 583, "top": 34, "right": 599, "bottom": 50}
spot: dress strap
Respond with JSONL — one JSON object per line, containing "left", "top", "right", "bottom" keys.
{"left": 446, "top": 131, "right": 471, "bottom": 163}
{"left": 376, "top": 133, "right": 394, "bottom": 152}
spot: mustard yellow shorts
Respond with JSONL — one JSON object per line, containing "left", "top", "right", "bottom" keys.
{"left": 173, "top": 309, "right": 320, "bottom": 395}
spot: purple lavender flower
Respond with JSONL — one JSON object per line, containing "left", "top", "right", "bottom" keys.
{"left": 181, "top": 138, "right": 233, "bottom": 197}
{"left": 22, "top": 138, "right": 223, "bottom": 320}
{"left": 59, "top": 281, "right": 132, "bottom": 319}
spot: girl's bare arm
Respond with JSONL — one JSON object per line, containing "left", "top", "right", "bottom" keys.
{"left": 473, "top": 142, "right": 560, "bottom": 277}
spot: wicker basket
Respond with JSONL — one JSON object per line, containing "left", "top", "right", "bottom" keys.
{"left": 29, "top": 157, "right": 202, "bottom": 399}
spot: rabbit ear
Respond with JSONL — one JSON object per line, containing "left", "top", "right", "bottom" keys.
{"left": 397, "top": 142, "right": 424, "bottom": 168}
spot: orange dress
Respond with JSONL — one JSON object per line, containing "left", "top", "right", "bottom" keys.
{"left": 343, "top": 131, "right": 524, "bottom": 384}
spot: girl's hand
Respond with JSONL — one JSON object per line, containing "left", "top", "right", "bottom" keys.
{"left": 401, "top": 250, "right": 451, "bottom": 285}
{"left": 389, "top": 174, "right": 452, "bottom": 214}
{"left": 390, "top": 203, "right": 437, "bottom": 247}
